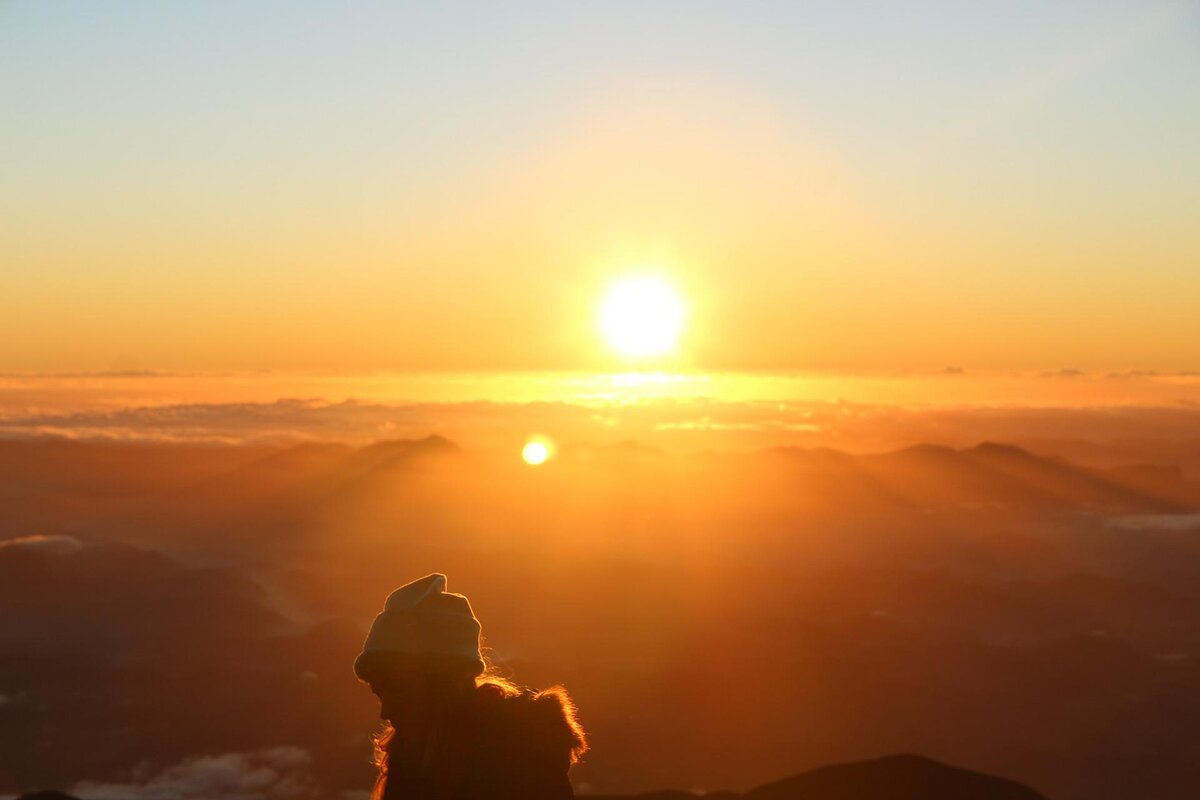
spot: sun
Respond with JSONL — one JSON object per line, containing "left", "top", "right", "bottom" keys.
{"left": 522, "top": 438, "right": 552, "bottom": 465}
{"left": 599, "top": 276, "right": 686, "bottom": 358}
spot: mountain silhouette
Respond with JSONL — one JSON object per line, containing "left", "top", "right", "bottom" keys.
{"left": 581, "top": 754, "right": 1046, "bottom": 799}
{"left": 744, "top": 754, "right": 1047, "bottom": 800}
{"left": 750, "top": 440, "right": 1196, "bottom": 514}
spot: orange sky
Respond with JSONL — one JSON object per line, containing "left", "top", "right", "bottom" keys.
{"left": 2, "top": 3, "right": 1198, "bottom": 374}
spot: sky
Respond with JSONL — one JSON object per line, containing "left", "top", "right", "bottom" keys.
{"left": 2, "top": 0, "right": 1199, "bottom": 375}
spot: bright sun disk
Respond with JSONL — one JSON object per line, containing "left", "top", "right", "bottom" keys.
{"left": 600, "top": 277, "right": 685, "bottom": 358}
{"left": 522, "top": 439, "right": 551, "bottom": 465}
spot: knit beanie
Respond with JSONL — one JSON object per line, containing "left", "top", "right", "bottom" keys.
{"left": 353, "top": 573, "right": 485, "bottom": 680}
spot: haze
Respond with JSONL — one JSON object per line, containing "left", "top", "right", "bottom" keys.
{"left": 3, "top": 4, "right": 1200, "bottom": 800}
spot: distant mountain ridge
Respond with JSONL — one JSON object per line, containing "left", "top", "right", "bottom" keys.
{"left": 1, "top": 435, "right": 1195, "bottom": 516}
{"left": 761, "top": 439, "right": 1197, "bottom": 512}
{"left": 580, "top": 755, "right": 1047, "bottom": 799}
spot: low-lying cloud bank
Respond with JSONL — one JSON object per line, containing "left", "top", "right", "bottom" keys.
{"left": 1, "top": 369, "right": 1200, "bottom": 451}
{"left": 1, "top": 396, "right": 1199, "bottom": 469}
{"left": 68, "top": 748, "right": 317, "bottom": 800}
{"left": 0, "top": 534, "right": 83, "bottom": 554}
{"left": 1107, "top": 513, "right": 1200, "bottom": 532}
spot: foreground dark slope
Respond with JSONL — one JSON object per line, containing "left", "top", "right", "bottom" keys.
{"left": 1, "top": 437, "right": 1199, "bottom": 798}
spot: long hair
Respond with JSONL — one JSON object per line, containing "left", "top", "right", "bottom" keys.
{"left": 369, "top": 663, "right": 587, "bottom": 800}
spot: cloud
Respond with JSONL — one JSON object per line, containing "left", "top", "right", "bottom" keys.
{"left": 70, "top": 748, "right": 317, "bottom": 800}
{"left": 1106, "top": 514, "right": 1200, "bottom": 532}
{"left": 2, "top": 371, "right": 1200, "bottom": 457}
{"left": 0, "top": 370, "right": 179, "bottom": 379}
{"left": 0, "top": 534, "right": 83, "bottom": 555}
{"left": 0, "top": 398, "right": 403, "bottom": 444}
{"left": 654, "top": 417, "right": 821, "bottom": 433}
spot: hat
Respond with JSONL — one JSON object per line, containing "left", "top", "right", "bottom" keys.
{"left": 353, "top": 573, "right": 485, "bottom": 680}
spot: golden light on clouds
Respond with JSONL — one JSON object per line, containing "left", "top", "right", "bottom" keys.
{"left": 599, "top": 276, "right": 686, "bottom": 359}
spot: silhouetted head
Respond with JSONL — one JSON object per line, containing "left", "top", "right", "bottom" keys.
{"left": 355, "top": 573, "right": 587, "bottom": 799}
{"left": 354, "top": 574, "right": 485, "bottom": 748}
{"left": 354, "top": 573, "right": 485, "bottom": 682}
{"left": 359, "top": 657, "right": 470, "bottom": 724}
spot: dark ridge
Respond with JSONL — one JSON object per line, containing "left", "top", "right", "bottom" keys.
{"left": 745, "top": 753, "right": 1048, "bottom": 800}
{"left": 968, "top": 441, "right": 1037, "bottom": 460}
{"left": 356, "top": 434, "right": 461, "bottom": 459}
{"left": 581, "top": 754, "right": 1047, "bottom": 799}
{"left": 336, "top": 435, "right": 464, "bottom": 478}
{"left": 254, "top": 441, "right": 355, "bottom": 464}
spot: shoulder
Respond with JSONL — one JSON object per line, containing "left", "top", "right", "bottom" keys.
{"left": 457, "top": 682, "right": 587, "bottom": 798}
{"left": 473, "top": 683, "right": 588, "bottom": 766}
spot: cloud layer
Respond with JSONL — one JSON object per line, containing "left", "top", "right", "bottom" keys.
{"left": 0, "top": 534, "right": 82, "bottom": 554}
{"left": 70, "top": 748, "right": 317, "bottom": 800}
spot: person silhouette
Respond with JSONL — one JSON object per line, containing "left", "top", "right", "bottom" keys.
{"left": 354, "top": 573, "right": 587, "bottom": 799}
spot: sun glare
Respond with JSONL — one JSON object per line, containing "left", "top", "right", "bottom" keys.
{"left": 599, "top": 277, "right": 685, "bottom": 358}
{"left": 522, "top": 438, "right": 552, "bottom": 465}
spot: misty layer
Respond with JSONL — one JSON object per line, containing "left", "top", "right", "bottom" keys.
{"left": 2, "top": 436, "right": 1200, "bottom": 798}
